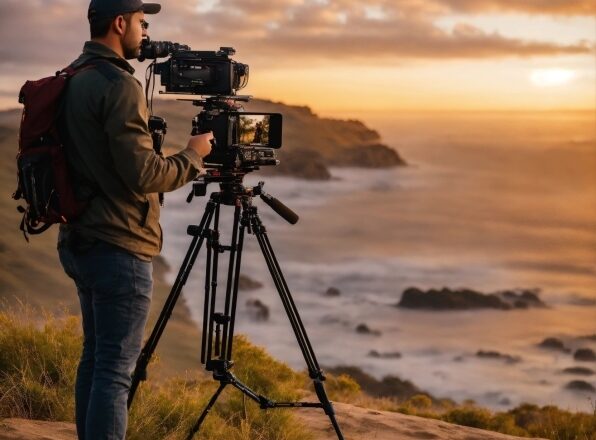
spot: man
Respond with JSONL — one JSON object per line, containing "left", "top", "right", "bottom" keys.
{"left": 57, "top": 1, "right": 213, "bottom": 438}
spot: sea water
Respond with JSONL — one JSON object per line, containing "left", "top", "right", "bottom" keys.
{"left": 160, "top": 111, "right": 596, "bottom": 411}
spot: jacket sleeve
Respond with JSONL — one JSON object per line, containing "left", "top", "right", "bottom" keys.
{"left": 103, "top": 75, "right": 203, "bottom": 194}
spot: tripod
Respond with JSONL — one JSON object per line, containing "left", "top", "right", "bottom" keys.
{"left": 128, "top": 179, "right": 345, "bottom": 440}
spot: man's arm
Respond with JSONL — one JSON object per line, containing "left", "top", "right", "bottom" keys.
{"left": 103, "top": 75, "right": 210, "bottom": 194}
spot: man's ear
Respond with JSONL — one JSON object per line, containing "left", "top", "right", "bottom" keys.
{"left": 112, "top": 15, "right": 127, "bottom": 36}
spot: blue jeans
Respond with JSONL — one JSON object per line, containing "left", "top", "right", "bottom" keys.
{"left": 59, "top": 240, "right": 152, "bottom": 440}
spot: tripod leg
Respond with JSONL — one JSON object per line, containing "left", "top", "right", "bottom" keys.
{"left": 203, "top": 203, "right": 221, "bottom": 365}
{"left": 221, "top": 203, "right": 243, "bottom": 360}
{"left": 250, "top": 211, "right": 319, "bottom": 372}
{"left": 249, "top": 210, "right": 345, "bottom": 440}
{"left": 128, "top": 199, "right": 216, "bottom": 408}
{"left": 187, "top": 382, "right": 227, "bottom": 440}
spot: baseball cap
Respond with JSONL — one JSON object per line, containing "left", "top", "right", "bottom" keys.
{"left": 88, "top": 0, "right": 161, "bottom": 21}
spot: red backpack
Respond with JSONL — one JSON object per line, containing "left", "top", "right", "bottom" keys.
{"left": 14, "top": 63, "right": 95, "bottom": 240}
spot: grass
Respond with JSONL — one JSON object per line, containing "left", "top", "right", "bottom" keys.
{"left": 1, "top": 305, "right": 595, "bottom": 440}
{"left": 0, "top": 305, "right": 313, "bottom": 440}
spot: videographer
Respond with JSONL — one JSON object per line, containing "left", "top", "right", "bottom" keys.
{"left": 56, "top": 1, "right": 212, "bottom": 438}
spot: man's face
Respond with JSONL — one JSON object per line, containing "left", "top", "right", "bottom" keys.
{"left": 121, "top": 11, "right": 147, "bottom": 60}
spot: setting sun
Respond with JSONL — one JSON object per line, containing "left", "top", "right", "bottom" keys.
{"left": 530, "top": 68, "right": 576, "bottom": 87}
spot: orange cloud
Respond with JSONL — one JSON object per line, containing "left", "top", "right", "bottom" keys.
{"left": 434, "top": 0, "right": 596, "bottom": 15}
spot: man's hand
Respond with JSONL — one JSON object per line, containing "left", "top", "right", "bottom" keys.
{"left": 186, "top": 132, "right": 214, "bottom": 158}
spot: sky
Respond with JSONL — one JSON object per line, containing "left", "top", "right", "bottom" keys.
{"left": 0, "top": 0, "right": 595, "bottom": 115}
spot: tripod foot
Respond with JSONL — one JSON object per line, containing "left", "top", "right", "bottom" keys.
{"left": 313, "top": 379, "right": 344, "bottom": 440}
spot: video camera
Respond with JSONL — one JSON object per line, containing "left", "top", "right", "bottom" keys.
{"left": 139, "top": 38, "right": 282, "bottom": 173}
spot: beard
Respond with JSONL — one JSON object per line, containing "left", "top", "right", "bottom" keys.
{"left": 122, "top": 41, "right": 141, "bottom": 60}
{"left": 121, "top": 27, "right": 142, "bottom": 60}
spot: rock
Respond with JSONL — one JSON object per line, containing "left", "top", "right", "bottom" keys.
{"left": 332, "top": 144, "right": 406, "bottom": 168}
{"left": 513, "top": 300, "right": 528, "bottom": 309}
{"left": 565, "top": 380, "right": 596, "bottom": 392}
{"left": 561, "top": 367, "right": 594, "bottom": 376}
{"left": 579, "top": 334, "right": 596, "bottom": 341}
{"left": 238, "top": 274, "right": 263, "bottom": 290}
{"left": 0, "top": 418, "right": 76, "bottom": 439}
{"left": 324, "top": 287, "right": 341, "bottom": 297}
{"left": 397, "top": 287, "right": 508, "bottom": 310}
{"left": 574, "top": 348, "right": 596, "bottom": 362}
{"left": 368, "top": 350, "right": 402, "bottom": 359}
{"left": 476, "top": 350, "right": 521, "bottom": 364}
{"left": 326, "top": 365, "right": 428, "bottom": 400}
{"left": 397, "top": 287, "right": 546, "bottom": 310}
{"left": 356, "top": 323, "right": 381, "bottom": 336}
{"left": 499, "top": 397, "right": 512, "bottom": 406}
{"left": 245, "top": 299, "right": 269, "bottom": 321}
{"left": 496, "top": 288, "right": 546, "bottom": 308}
{"left": 260, "top": 148, "right": 332, "bottom": 180}
{"left": 538, "top": 337, "right": 570, "bottom": 353}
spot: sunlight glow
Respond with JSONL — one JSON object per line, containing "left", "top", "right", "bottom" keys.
{"left": 530, "top": 69, "right": 576, "bottom": 87}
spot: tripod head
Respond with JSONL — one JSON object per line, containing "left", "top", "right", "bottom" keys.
{"left": 186, "top": 172, "right": 299, "bottom": 225}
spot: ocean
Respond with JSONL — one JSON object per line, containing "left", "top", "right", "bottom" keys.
{"left": 160, "top": 111, "right": 596, "bottom": 412}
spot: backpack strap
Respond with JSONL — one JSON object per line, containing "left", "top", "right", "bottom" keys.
{"left": 55, "top": 57, "right": 124, "bottom": 209}
{"left": 66, "top": 56, "right": 125, "bottom": 83}
{"left": 17, "top": 205, "right": 52, "bottom": 242}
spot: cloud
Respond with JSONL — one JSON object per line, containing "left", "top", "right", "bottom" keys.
{"left": 158, "top": 0, "right": 592, "bottom": 64}
{"left": 0, "top": 0, "right": 87, "bottom": 69}
{"left": 434, "top": 0, "right": 596, "bottom": 15}
{"left": 0, "top": 0, "right": 592, "bottom": 73}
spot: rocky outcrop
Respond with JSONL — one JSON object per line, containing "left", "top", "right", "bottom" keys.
{"left": 331, "top": 144, "right": 406, "bottom": 168}
{"left": 538, "top": 337, "right": 570, "bottom": 353}
{"left": 324, "top": 287, "right": 341, "bottom": 297}
{"left": 564, "top": 380, "right": 595, "bottom": 392}
{"left": 355, "top": 323, "right": 381, "bottom": 336}
{"left": 397, "top": 287, "right": 546, "bottom": 310}
{"left": 326, "top": 365, "right": 427, "bottom": 400}
{"left": 238, "top": 274, "right": 263, "bottom": 291}
{"left": 561, "top": 367, "right": 594, "bottom": 376}
{"left": 368, "top": 350, "right": 402, "bottom": 359}
{"left": 246, "top": 298, "right": 269, "bottom": 321}
{"left": 476, "top": 350, "right": 521, "bottom": 364}
{"left": 573, "top": 348, "right": 596, "bottom": 362}
{"left": 259, "top": 148, "right": 332, "bottom": 180}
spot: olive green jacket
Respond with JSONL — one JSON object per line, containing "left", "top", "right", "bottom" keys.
{"left": 59, "top": 41, "right": 202, "bottom": 260}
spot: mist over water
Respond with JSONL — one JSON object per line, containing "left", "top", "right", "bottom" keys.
{"left": 160, "top": 111, "right": 596, "bottom": 412}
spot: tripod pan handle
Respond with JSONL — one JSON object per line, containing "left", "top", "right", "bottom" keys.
{"left": 260, "top": 193, "right": 299, "bottom": 224}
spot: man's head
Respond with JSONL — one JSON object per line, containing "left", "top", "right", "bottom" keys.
{"left": 88, "top": 0, "right": 161, "bottom": 59}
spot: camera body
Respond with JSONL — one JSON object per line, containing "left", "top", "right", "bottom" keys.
{"left": 140, "top": 39, "right": 281, "bottom": 171}
{"left": 153, "top": 46, "right": 248, "bottom": 96}
{"left": 192, "top": 109, "right": 282, "bottom": 169}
